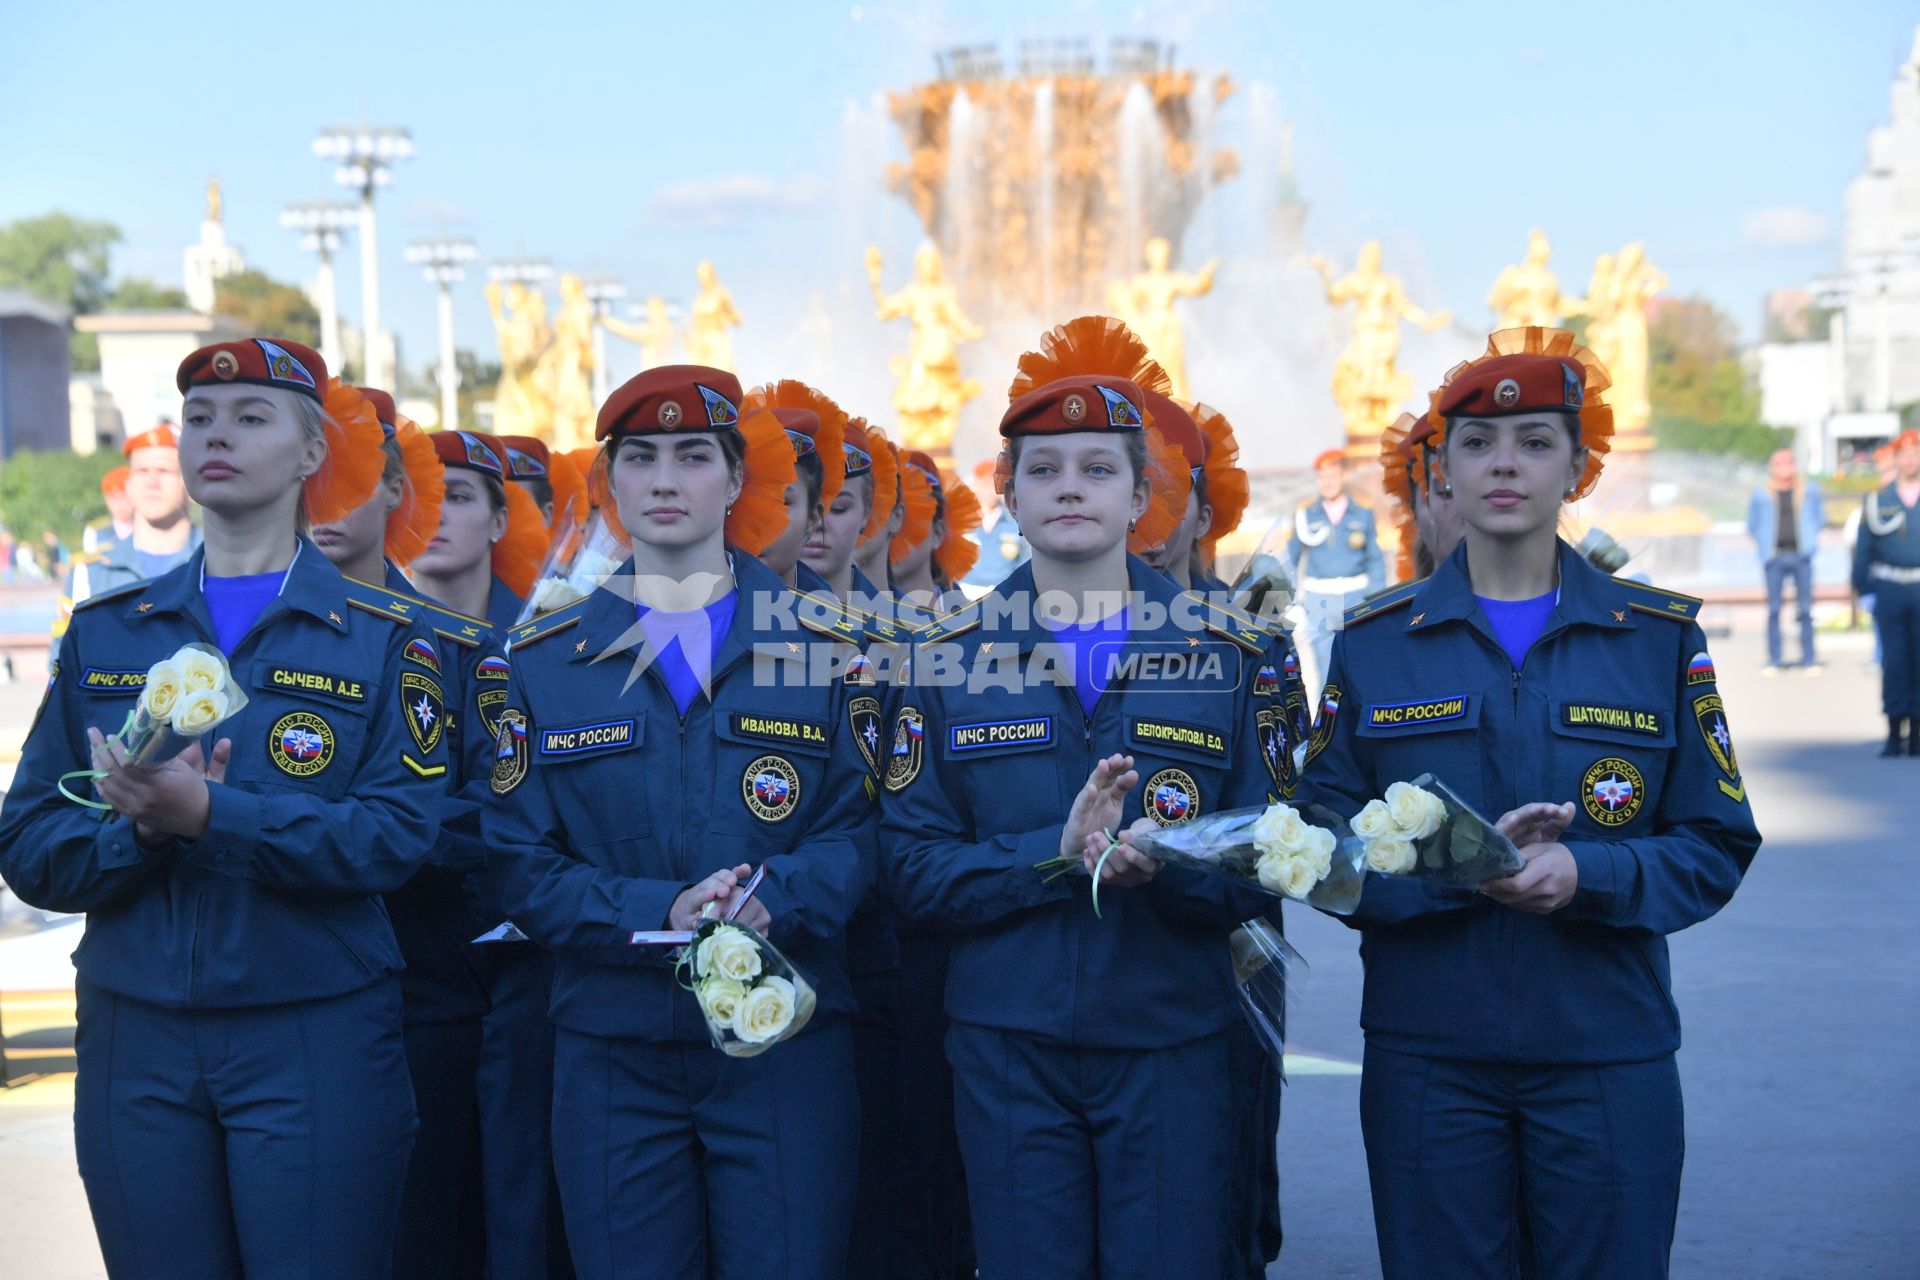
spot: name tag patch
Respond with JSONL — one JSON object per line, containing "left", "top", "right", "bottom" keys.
{"left": 729, "top": 712, "right": 828, "bottom": 749}
{"left": 1560, "top": 702, "right": 1663, "bottom": 737}
{"left": 80, "top": 667, "right": 146, "bottom": 693}
{"left": 538, "top": 718, "right": 638, "bottom": 758}
{"left": 268, "top": 666, "right": 366, "bottom": 703}
{"left": 949, "top": 716, "right": 1053, "bottom": 753}
{"left": 1366, "top": 697, "right": 1469, "bottom": 728}
{"left": 1128, "top": 718, "right": 1227, "bottom": 760}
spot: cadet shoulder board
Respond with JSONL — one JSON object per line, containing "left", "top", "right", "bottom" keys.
{"left": 510, "top": 597, "right": 588, "bottom": 650}
{"left": 1615, "top": 579, "right": 1703, "bottom": 622}
{"left": 73, "top": 579, "right": 150, "bottom": 613}
{"left": 1183, "top": 591, "right": 1267, "bottom": 654}
{"left": 1343, "top": 580, "right": 1420, "bottom": 627}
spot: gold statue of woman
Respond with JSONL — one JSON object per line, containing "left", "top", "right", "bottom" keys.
{"left": 1106, "top": 236, "right": 1219, "bottom": 398}
{"left": 599, "top": 297, "right": 678, "bottom": 370}
{"left": 487, "top": 280, "right": 553, "bottom": 438}
{"left": 1310, "top": 241, "right": 1450, "bottom": 446}
{"left": 686, "top": 261, "right": 742, "bottom": 372}
{"left": 1590, "top": 242, "right": 1667, "bottom": 435}
{"left": 1487, "top": 229, "right": 1579, "bottom": 330}
{"left": 537, "top": 274, "right": 597, "bottom": 450}
{"left": 866, "top": 243, "right": 985, "bottom": 452}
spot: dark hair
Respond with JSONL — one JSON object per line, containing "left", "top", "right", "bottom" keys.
{"left": 481, "top": 473, "right": 507, "bottom": 514}
{"left": 380, "top": 436, "right": 405, "bottom": 486}
{"left": 1413, "top": 537, "right": 1437, "bottom": 578}
{"left": 517, "top": 474, "right": 554, "bottom": 511}
{"left": 1190, "top": 465, "right": 1210, "bottom": 511}
{"left": 794, "top": 449, "right": 824, "bottom": 513}
{"left": 1002, "top": 431, "right": 1151, "bottom": 496}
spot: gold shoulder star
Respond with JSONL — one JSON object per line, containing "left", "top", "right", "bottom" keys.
{"left": 328, "top": 610, "right": 343, "bottom": 625}
{"left": 980, "top": 641, "right": 994, "bottom": 653}
{"left": 786, "top": 641, "right": 801, "bottom": 654}
{"left": 135, "top": 601, "right": 154, "bottom": 613}
{"left": 1187, "top": 636, "right": 1201, "bottom": 648}
{"left": 574, "top": 638, "right": 588, "bottom": 653}
{"left": 1409, "top": 612, "right": 1425, "bottom": 626}
{"left": 1611, "top": 610, "right": 1627, "bottom": 622}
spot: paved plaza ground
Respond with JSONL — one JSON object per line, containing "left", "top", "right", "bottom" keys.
{"left": 1, "top": 627, "right": 1913, "bottom": 1277}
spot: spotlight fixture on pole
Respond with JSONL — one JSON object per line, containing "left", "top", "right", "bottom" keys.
{"left": 583, "top": 277, "right": 627, "bottom": 407}
{"left": 313, "top": 123, "right": 413, "bottom": 386}
{"left": 407, "top": 237, "right": 479, "bottom": 431}
{"left": 279, "top": 200, "right": 357, "bottom": 372}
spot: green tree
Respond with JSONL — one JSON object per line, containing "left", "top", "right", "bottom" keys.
{"left": 103, "top": 277, "right": 188, "bottom": 310}
{"left": 213, "top": 270, "right": 321, "bottom": 348}
{"left": 0, "top": 213, "right": 125, "bottom": 371}
{"left": 1648, "top": 297, "right": 1786, "bottom": 462}
{"left": 0, "top": 449, "right": 120, "bottom": 547}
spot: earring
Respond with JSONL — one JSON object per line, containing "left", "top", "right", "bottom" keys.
{"left": 726, "top": 503, "right": 734, "bottom": 516}
{"left": 1127, "top": 518, "right": 1137, "bottom": 532}
{"left": 1565, "top": 485, "right": 1577, "bottom": 497}
{"left": 1440, "top": 483, "right": 1453, "bottom": 497}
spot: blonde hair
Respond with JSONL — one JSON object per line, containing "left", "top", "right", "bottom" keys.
{"left": 290, "top": 394, "right": 334, "bottom": 531}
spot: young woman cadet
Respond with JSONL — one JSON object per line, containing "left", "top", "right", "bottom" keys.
{"left": 484, "top": 365, "right": 875, "bottom": 1280}
{"left": 1297, "top": 328, "right": 1762, "bottom": 1280}
{"left": 411, "top": 429, "right": 546, "bottom": 633}
{"left": 0, "top": 338, "right": 453, "bottom": 1278}
{"left": 883, "top": 334, "right": 1283, "bottom": 1279}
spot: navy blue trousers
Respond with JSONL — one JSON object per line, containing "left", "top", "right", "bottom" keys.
{"left": 74, "top": 978, "right": 416, "bottom": 1279}
{"left": 393, "top": 1017, "right": 486, "bottom": 1279}
{"left": 1361, "top": 1045, "right": 1684, "bottom": 1280}
{"left": 551, "top": 1020, "right": 860, "bottom": 1280}
{"left": 847, "top": 966, "right": 907, "bottom": 1280}
{"left": 1877, "top": 580, "right": 1920, "bottom": 717}
{"left": 476, "top": 946, "right": 572, "bottom": 1279}
{"left": 948, "top": 1023, "right": 1236, "bottom": 1280}
{"left": 894, "top": 931, "right": 974, "bottom": 1279}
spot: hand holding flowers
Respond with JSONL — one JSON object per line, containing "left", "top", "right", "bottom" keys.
{"left": 1480, "top": 800, "right": 1579, "bottom": 912}
{"left": 676, "top": 920, "right": 817, "bottom": 1058}
{"left": 1352, "top": 775, "right": 1526, "bottom": 887}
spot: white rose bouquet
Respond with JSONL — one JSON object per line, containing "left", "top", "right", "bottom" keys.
{"left": 673, "top": 919, "right": 818, "bottom": 1058}
{"left": 1040, "top": 801, "right": 1367, "bottom": 917}
{"left": 1231, "top": 918, "right": 1306, "bottom": 1064}
{"left": 1353, "top": 774, "right": 1524, "bottom": 886}
{"left": 517, "top": 512, "right": 628, "bottom": 623}
{"left": 59, "top": 642, "right": 249, "bottom": 813}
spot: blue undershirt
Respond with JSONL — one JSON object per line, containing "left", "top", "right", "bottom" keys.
{"left": 136, "top": 548, "right": 180, "bottom": 580}
{"left": 204, "top": 571, "right": 287, "bottom": 654}
{"left": 636, "top": 591, "right": 738, "bottom": 717}
{"left": 1041, "top": 608, "right": 1131, "bottom": 720}
{"left": 1475, "top": 590, "right": 1557, "bottom": 670}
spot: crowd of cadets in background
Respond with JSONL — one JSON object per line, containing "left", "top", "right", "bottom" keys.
{"left": 5, "top": 309, "right": 1865, "bottom": 1279}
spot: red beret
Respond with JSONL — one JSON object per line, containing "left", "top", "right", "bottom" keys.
{"left": 177, "top": 338, "right": 326, "bottom": 404}
{"left": 1435, "top": 352, "right": 1585, "bottom": 421}
{"left": 768, "top": 407, "right": 821, "bottom": 458}
{"left": 596, "top": 364, "right": 743, "bottom": 441}
{"left": 123, "top": 424, "right": 179, "bottom": 457}
{"left": 1313, "top": 448, "right": 1346, "bottom": 471}
{"left": 102, "top": 465, "right": 129, "bottom": 496}
{"left": 496, "top": 435, "right": 550, "bottom": 479}
{"left": 903, "top": 449, "right": 943, "bottom": 492}
{"left": 999, "top": 374, "right": 1146, "bottom": 438}
{"left": 1896, "top": 429, "right": 1920, "bottom": 452}
{"left": 841, "top": 418, "right": 876, "bottom": 478}
{"left": 355, "top": 387, "right": 397, "bottom": 433}
{"left": 1141, "top": 388, "right": 1203, "bottom": 469}
{"left": 429, "top": 430, "right": 508, "bottom": 480}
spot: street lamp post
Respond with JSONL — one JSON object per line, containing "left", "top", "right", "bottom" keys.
{"left": 407, "top": 238, "right": 479, "bottom": 431}
{"left": 583, "top": 278, "right": 627, "bottom": 407}
{"left": 313, "top": 124, "right": 413, "bottom": 387}
{"left": 279, "top": 201, "right": 357, "bottom": 371}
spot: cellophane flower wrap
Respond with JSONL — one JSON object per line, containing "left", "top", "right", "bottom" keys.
{"left": 1231, "top": 918, "right": 1306, "bottom": 1064}
{"left": 1108, "top": 801, "right": 1367, "bottom": 915}
{"left": 1351, "top": 774, "right": 1525, "bottom": 886}
{"left": 517, "top": 511, "right": 629, "bottom": 623}
{"left": 60, "top": 643, "right": 250, "bottom": 812}
{"left": 676, "top": 920, "right": 818, "bottom": 1059}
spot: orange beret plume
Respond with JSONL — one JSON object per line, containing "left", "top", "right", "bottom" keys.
{"left": 1007, "top": 315, "right": 1173, "bottom": 401}
{"left": 581, "top": 446, "right": 632, "bottom": 545}
{"left": 1377, "top": 413, "right": 1422, "bottom": 582}
{"left": 856, "top": 419, "right": 898, "bottom": 542}
{"left": 548, "top": 448, "right": 589, "bottom": 531}
{"left": 564, "top": 446, "right": 605, "bottom": 508}
{"left": 385, "top": 416, "right": 445, "bottom": 567}
{"left": 744, "top": 380, "right": 847, "bottom": 509}
{"left": 727, "top": 408, "right": 799, "bottom": 555}
{"left": 102, "top": 465, "right": 129, "bottom": 497}
{"left": 492, "top": 481, "right": 549, "bottom": 599}
{"left": 1188, "top": 400, "right": 1249, "bottom": 553}
{"left": 890, "top": 451, "right": 937, "bottom": 564}
{"left": 306, "top": 379, "right": 387, "bottom": 526}
{"left": 1127, "top": 413, "right": 1193, "bottom": 554}
{"left": 1429, "top": 326, "right": 1615, "bottom": 502}
{"left": 933, "top": 469, "right": 982, "bottom": 583}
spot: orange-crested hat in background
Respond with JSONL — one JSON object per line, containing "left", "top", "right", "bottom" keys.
{"left": 497, "top": 435, "right": 551, "bottom": 482}
{"left": 427, "top": 429, "right": 545, "bottom": 596}
{"left": 933, "top": 465, "right": 982, "bottom": 583}
{"left": 1429, "top": 326, "right": 1614, "bottom": 501}
{"left": 890, "top": 442, "right": 938, "bottom": 564}
{"left": 858, "top": 423, "right": 900, "bottom": 542}
{"left": 1187, "top": 400, "right": 1249, "bottom": 558}
{"left": 101, "top": 465, "right": 129, "bottom": 497}
{"left": 385, "top": 417, "right": 444, "bottom": 567}
{"left": 744, "top": 380, "right": 847, "bottom": 508}
{"left": 122, "top": 425, "right": 178, "bottom": 458}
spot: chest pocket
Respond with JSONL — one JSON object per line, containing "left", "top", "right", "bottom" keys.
{"left": 1550, "top": 697, "right": 1673, "bottom": 835}
{"left": 236, "top": 689, "right": 379, "bottom": 802}
{"left": 1353, "top": 692, "right": 1484, "bottom": 802}
{"left": 710, "top": 704, "right": 834, "bottom": 841}
{"left": 935, "top": 690, "right": 1066, "bottom": 833}
{"left": 536, "top": 711, "right": 651, "bottom": 846}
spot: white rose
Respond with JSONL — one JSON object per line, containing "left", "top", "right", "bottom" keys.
{"left": 176, "top": 647, "right": 226, "bottom": 695}
{"left": 733, "top": 975, "right": 797, "bottom": 1044}
{"left": 1350, "top": 798, "right": 1397, "bottom": 840}
{"left": 1365, "top": 836, "right": 1418, "bottom": 875}
{"left": 698, "top": 978, "right": 748, "bottom": 1030}
{"left": 141, "top": 660, "right": 184, "bottom": 723}
{"left": 1256, "top": 851, "right": 1320, "bottom": 900}
{"left": 174, "top": 688, "right": 229, "bottom": 736}
{"left": 1252, "top": 804, "right": 1310, "bottom": 858}
{"left": 1385, "top": 782, "right": 1446, "bottom": 840}
{"left": 528, "top": 578, "right": 586, "bottom": 615}
{"left": 694, "top": 924, "right": 764, "bottom": 985}
{"left": 1305, "top": 825, "right": 1336, "bottom": 879}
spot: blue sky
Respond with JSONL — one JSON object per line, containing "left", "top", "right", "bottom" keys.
{"left": 2, "top": 0, "right": 1913, "bottom": 408}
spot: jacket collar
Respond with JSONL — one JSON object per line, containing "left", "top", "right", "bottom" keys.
{"left": 124, "top": 537, "right": 350, "bottom": 637}
{"left": 569, "top": 550, "right": 808, "bottom": 690}
{"left": 1406, "top": 538, "right": 1635, "bottom": 638}
{"left": 949, "top": 553, "right": 1189, "bottom": 656}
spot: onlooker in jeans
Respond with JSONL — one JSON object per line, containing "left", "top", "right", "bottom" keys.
{"left": 1747, "top": 447, "right": 1826, "bottom": 674}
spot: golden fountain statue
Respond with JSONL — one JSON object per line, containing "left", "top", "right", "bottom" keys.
{"left": 1487, "top": 228, "right": 1579, "bottom": 330}
{"left": 599, "top": 297, "right": 678, "bottom": 370}
{"left": 1582, "top": 242, "right": 1666, "bottom": 441}
{"left": 866, "top": 243, "right": 985, "bottom": 453}
{"left": 1104, "top": 236, "right": 1217, "bottom": 398}
{"left": 486, "top": 280, "right": 553, "bottom": 438}
{"left": 1311, "top": 241, "right": 1450, "bottom": 450}
{"left": 537, "top": 274, "right": 598, "bottom": 452}
{"left": 686, "top": 261, "right": 742, "bottom": 372}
